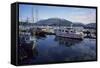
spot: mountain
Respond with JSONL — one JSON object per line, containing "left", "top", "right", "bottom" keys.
{"left": 19, "top": 22, "right": 34, "bottom": 26}
{"left": 19, "top": 18, "right": 96, "bottom": 29}
{"left": 72, "top": 22, "right": 85, "bottom": 27}
{"left": 36, "top": 18, "right": 72, "bottom": 26}
{"left": 84, "top": 23, "right": 96, "bottom": 29}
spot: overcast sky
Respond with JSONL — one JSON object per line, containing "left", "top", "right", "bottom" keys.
{"left": 19, "top": 4, "right": 96, "bottom": 24}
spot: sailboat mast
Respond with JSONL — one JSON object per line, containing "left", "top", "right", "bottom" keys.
{"left": 31, "top": 6, "right": 37, "bottom": 46}
{"left": 32, "top": 6, "right": 34, "bottom": 23}
{"left": 35, "top": 8, "right": 38, "bottom": 22}
{"left": 26, "top": 17, "right": 29, "bottom": 23}
{"left": 71, "top": 24, "right": 73, "bottom": 28}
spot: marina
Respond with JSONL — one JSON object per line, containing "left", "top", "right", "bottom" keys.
{"left": 18, "top": 24, "right": 96, "bottom": 64}
{"left": 18, "top": 34, "right": 96, "bottom": 64}
{"left": 18, "top": 4, "right": 97, "bottom": 65}
{"left": 18, "top": 17, "right": 96, "bottom": 64}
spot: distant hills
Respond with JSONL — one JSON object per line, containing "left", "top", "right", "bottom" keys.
{"left": 72, "top": 23, "right": 96, "bottom": 29}
{"left": 84, "top": 23, "right": 96, "bottom": 29}
{"left": 19, "top": 18, "right": 96, "bottom": 29}
{"left": 35, "top": 18, "right": 72, "bottom": 26}
{"left": 36, "top": 18, "right": 96, "bottom": 29}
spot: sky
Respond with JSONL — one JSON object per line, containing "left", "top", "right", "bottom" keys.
{"left": 19, "top": 4, "right": 96, "bottom": 24}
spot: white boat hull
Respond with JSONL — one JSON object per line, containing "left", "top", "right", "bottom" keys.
{"left": 56, "top": 33, "right": 84, "bottom": 40}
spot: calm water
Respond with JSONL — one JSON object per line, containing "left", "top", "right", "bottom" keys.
{"left": 20, "top": 35, "right": 96, "bottom": 64}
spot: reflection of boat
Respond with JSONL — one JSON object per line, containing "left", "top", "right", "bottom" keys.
{"left": 18, "top": 6, "right": 39, "bottom": 64}
{"left": 55, "top": 27, "right": 84, "bottom": 40}
{"left": 19, "top": 32, "right": 36, "bottom": 44}
{"left": 55, "top": 36, "right": 82, "bottom": 47}
{"left": 18, "top": 32, "right": 37, "bottom": 62}
{"left": 18, "top": 45, "right": 38, "bottom": 64}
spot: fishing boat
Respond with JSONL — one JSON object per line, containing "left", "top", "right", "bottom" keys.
{"left": 54, "top": 24, "right": 84, "bottom": 40}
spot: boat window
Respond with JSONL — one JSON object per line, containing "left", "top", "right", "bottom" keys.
{"left": 62, "top": 30, "right": 64, "bottom": 32}
{"left": 65, "top": 30, "right": 68, "bottom": 32}
{"left": 70, "top": 30, "right": 75, "bottom": 33}
{"left": 59, "top": 29, "right": 61, "bottom": 31}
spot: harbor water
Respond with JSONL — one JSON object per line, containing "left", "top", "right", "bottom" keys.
{"left": 19, "top": 35, "right": 96, "bottom": 64}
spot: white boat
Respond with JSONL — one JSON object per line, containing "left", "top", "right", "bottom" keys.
{"left": 54, "top": 27, "right": 84, "bottom": 40}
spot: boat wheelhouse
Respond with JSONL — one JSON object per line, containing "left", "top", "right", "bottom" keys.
{"left": 54, "top": 27, "right": 84, "bottom": 40}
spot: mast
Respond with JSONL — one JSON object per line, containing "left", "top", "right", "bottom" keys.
{"left": 26, "top": 17, "right": 29, "bottom": 23}
{"left": 71, "top": 23, "right": 73, "bottom": 28}
{"left": 32, "top": 6, "right": 34, "bottom": 23}
{"left": 35, "top": 8, "right": 38, "bottom": 23}
{"left": 31, "top": 6, "right": 37, "bottom": 47}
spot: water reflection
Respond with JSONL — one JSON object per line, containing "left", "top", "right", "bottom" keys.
{"left": 35, "top": 35, "right": 47, "bottom": 40}
{"left": 18, "top": 35, "right": 96, "bottom": 64}
{"left": 18, "top": 35, "right": 38, "bottom": 65}
{"left": 54, "top": 36, "right": 82, "bottom": 47}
